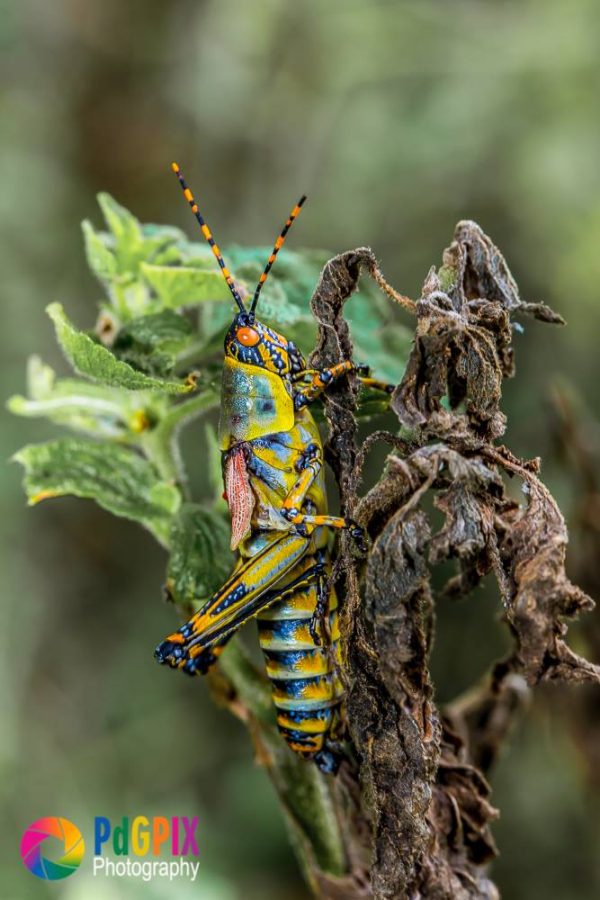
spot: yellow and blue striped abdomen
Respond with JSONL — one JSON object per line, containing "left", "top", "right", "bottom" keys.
{"left": 257, "top": 573, "right": 344, "bottom": 757}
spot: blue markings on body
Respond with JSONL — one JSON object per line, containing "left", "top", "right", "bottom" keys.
{"left": 260, "top": 439, "right": 289, "bottom": 463}
{"left": 277, "top": 728, "right": 319, "bottom": 745}
{"left": 283, "top": 707, "right": 331, "bottom": 724}
{"left": 245, "top": 453, "right": 284, "bottom": 490}
{"left": 258, "top": 612, "right": 334, "bottom": 639}
{"left": 212, "top": 582, "right": 248, "bottom": 616}
{"left": 258, "top": 617, "right": 303, "bottom": 640}
{"left": 264, "top": 648, "right": 314, "bottom": 665}
{"left": 272, "top": 675, "right": 326, "bottom": 697}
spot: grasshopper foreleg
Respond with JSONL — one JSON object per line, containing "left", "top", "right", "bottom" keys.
{"left": 280, "top": 445, "right": 368, "bottom": 552}
{"left": 293, "top": 360, "right": 354, "bottom": 409}
{"left": 293, "top": 361, "right": 395, "bottom": 409}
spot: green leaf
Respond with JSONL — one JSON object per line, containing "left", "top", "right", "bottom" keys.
{"left": 113, "top": 310, "right": 193, "bottom": 377}
{"left": 142, "top": 222, "right": 186, "bottom": 242}
{"left": 82, "top": 220, "right": 117, "bottom": 285}
{"left": 116, "top": 309, "right": 193, "bottom": 347}
{"left": 141, "top": 263, "right": 233, "bottom": 309}
{"left": 140, "top": 223, "right": 187, "bottom": 267}
{"left": 47, "top": 302, "right": 194, "bottom": 393}
{"left": 13, "top": 438, "right": 181, "bottom": 545}
{"left": 7, "top": 356, "right": 165, "bottom": 438}
{"left": 98, "top": 192, "right": 142, "bottom": 248}
{"left": 80, "top": 195, "right": 410, "bottom": 383}
{"left": 83, "top": 197, "right": 194, "bottom": 319}
{"left": 167, "top": 503, "right": 232, "bottom": 605}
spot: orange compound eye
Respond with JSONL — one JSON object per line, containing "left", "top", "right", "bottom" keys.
{"left": 237, "top": 326, "right": 260, "bottom": 347}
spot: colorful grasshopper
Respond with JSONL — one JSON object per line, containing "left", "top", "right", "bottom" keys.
{"left": 156, "top": 164, "right": 389, "bottom": 773}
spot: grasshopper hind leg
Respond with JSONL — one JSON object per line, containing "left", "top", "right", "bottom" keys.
{"left": 154, "top": 531, "right": 311, "bottom": 672}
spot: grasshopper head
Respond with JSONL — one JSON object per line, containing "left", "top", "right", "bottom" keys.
{"left": 224, "top": 312, "right": 291, "bottom": 375}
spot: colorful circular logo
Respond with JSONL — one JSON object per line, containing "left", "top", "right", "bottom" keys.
{"left": 20, "top": 817, "right": 85, "bottom": 880}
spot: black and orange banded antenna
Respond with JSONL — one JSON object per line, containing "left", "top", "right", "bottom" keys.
{"left": 171, "top": 162, "right": 246, "bottom": 314}
{"left": 249, "top": 195, "right": 307, "bottom": 314}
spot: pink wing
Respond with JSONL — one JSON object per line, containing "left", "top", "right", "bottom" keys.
{"left": 224, "top": 446, "right": 255, "bottom": 550}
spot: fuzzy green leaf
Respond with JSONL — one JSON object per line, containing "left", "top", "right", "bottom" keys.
{"left": 142, "top": 222, "right": 186, "bottom": 242}
{"left": 141, "top": 263, "right": 233, "bottom": 309}
{"left": 116, "top": 310, "right": 192, "bottom": 347}
{"left": 47, "top": 302, "right": 194, "bottom": 393}
{"left": 13, "top": 438, "right": 181, "bottom": 544}
{"left": 140, "top": 223, "right": 187, "bottom": 267}
{"left": 113, "top": 310, "right": 193, "bottom": 377}
{"left": 82, "top": 221, "right": 117, "bottom": 285}
{"left": 98, "top": 192, "right": 143, "bottom": 249}
{"left": 7, "top": 356, "right": 165, "bottom": 438}
{"left": 167, "top": 503, "right": 233, "bottom": 605}
{"left": 83, "top": 197, "right": 192, "bottom": 319}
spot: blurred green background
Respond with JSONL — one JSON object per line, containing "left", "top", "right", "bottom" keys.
{"left": 2, "top": 1, "right": 600, "bottom": 898}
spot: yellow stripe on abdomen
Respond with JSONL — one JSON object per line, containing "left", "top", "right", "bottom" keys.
{"left": 257, "top": 563, "right": 344, "bottom": 760}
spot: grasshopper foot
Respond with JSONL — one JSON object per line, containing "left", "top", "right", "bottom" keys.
{"left": 308, "top": 616, "right": 322, "bottom": 646}
{"left": 155, "top": 634, "right": 222, "bottom": 676}
{"left": 346, "top": 519, "right": 368, "bottom": 554}
{"left": 154, "top": 638, "right": 186, "bottom": 667}
{"left": 313, "top": 748, "right": 342, "bottom": 775}
{"left": 308, "top": 559, "right": 330, "bottom": 647}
